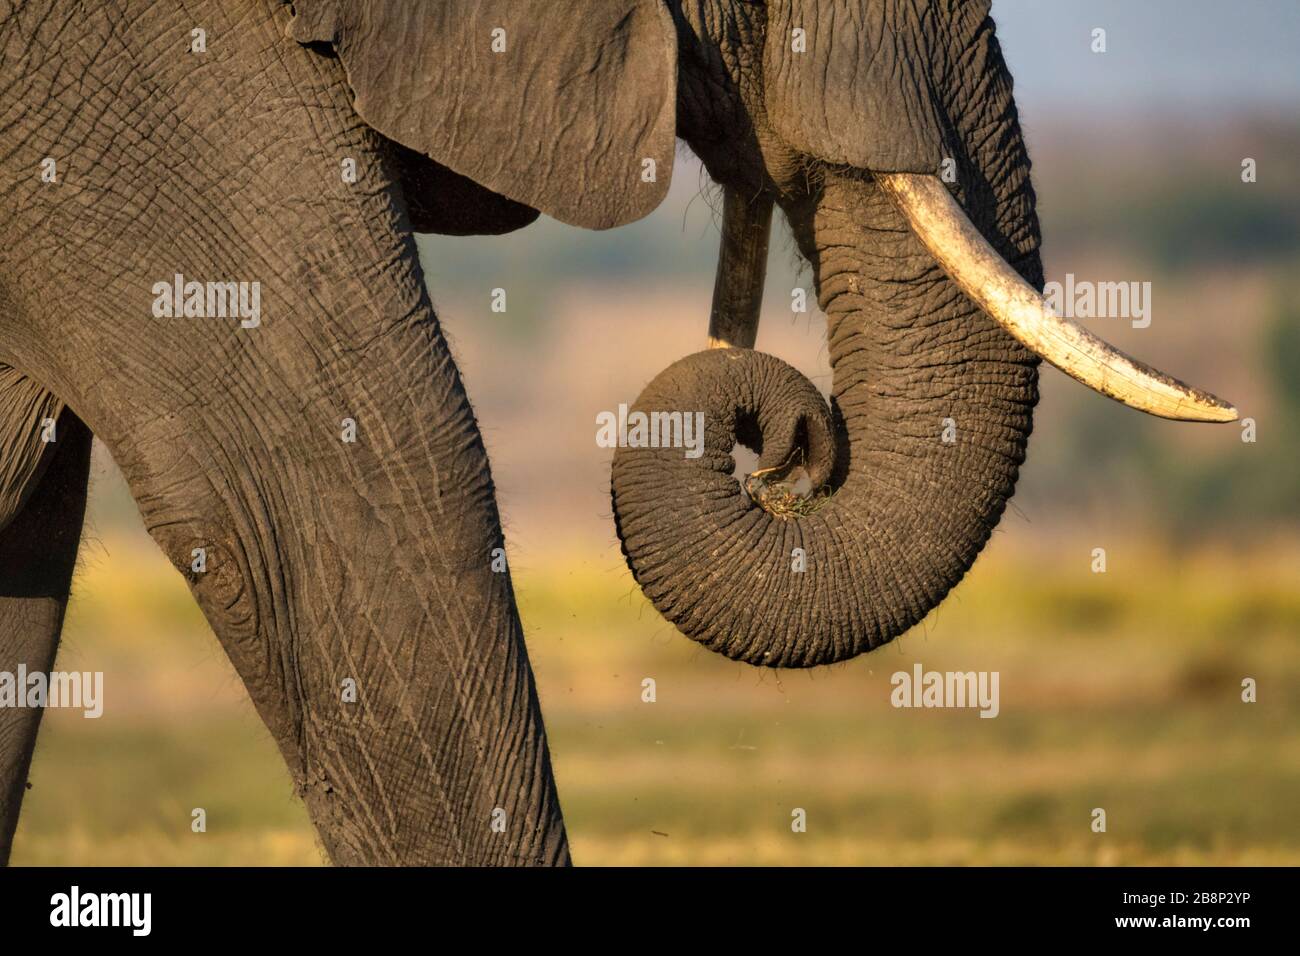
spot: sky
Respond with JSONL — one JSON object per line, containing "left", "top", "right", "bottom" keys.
{"left": 991, "top": 0, "right": 1300, "bottom": 118}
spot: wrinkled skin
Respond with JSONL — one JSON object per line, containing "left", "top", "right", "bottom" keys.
{"left": 1, "top": 0, "right": 1038, "bottom": 864}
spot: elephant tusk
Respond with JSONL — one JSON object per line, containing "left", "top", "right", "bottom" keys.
{"left": 876, "top": 172, "right": 1238, "bottom": 423}
{"left": 707, "top": 187, "right": 774, "bottom": 349}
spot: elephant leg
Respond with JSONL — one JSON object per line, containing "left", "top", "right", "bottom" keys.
{"left": 0, "top": 375, "right": 92, "bottom": 865}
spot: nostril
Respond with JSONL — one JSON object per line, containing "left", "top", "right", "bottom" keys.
{"left": 612, "top": 347, "right": 838, "bottom": 525}
{"left": 744, "top": 459, "right": 833, "bottom": 519}
{"left": 730, "top": 441, "right": 824, "bottom": 513}
{"left": 739, "top": 405, "right": 836, "bottom": 518}
{"left": 752, "top": 406, "right": 836, "bottom": 491}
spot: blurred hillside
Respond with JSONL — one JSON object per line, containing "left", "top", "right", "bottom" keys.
{"left": 1020, "top": 115, "right": 1300, "bottom": 540}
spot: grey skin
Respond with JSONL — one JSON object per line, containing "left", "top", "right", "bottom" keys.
{"left": 0, "top": 0, "right": 1178, "bottom": 864}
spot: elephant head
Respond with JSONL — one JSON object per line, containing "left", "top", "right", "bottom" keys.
{"left": 0, "top": 0, "right": 1232, "bottom": 866}
{"left": 610, "top": 0, "right": 1236, "bottom": 667}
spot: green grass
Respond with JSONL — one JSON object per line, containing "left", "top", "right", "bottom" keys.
{"left": 10, "top": 533, "right": 1299, "bottom": 866}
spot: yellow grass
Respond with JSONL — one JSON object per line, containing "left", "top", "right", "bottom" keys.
{"left": 11, "top": 526, "right": 1299, "bottom": 866}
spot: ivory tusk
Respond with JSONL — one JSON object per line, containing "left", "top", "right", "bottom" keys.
{"left": 707, "top": 187, "right": 774, "bottom": 350}
{"left": 877, "top": 171, "right": 1237, "bottom": 423}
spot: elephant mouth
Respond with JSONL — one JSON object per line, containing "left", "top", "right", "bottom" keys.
{"left": 705, "top": 176, "right": 1237, "bottom": 424}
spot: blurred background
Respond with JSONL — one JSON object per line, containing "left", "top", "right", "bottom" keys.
{"left": 13, "top": 0, "right": 1298, "bottom": 864}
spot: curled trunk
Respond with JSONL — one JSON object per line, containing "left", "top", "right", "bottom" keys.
{"left": 613, "top": 8, "right": 1049, "bottom": 667}
{"left": 613, "top": 170, "right": 1041, "bottom": 667}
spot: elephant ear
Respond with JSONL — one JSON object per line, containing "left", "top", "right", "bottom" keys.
{"left": 286, "top": 0, "right": 678, "bottom": 230}
{"left": 392, "top": 145, "right": 540, "bottom": 236}
{"left": 762, "top": 0, "right": 952, "bottom": 172}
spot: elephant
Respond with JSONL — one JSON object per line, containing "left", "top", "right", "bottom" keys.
{"left": 0, "top": 0, "right": 1233, "bottom": 866}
